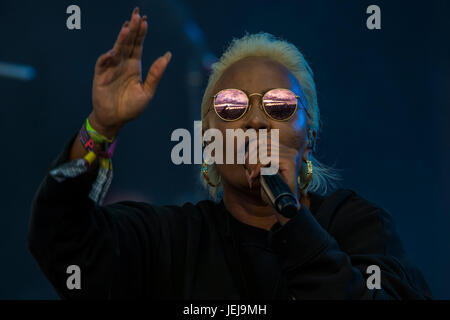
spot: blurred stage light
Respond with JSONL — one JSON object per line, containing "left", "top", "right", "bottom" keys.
{"left": 0, "top": 62, "right": 36, "bottom": 81}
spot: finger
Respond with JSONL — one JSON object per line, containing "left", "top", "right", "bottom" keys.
{"left": 245, "top": 138, "right": 259, "bottom": 165}
{"left": 95, "top": 49, "right": 117, "bottom": 74}
{"left": 246, "top": 140, "right": 280, "bottom": 166}
{"left": 111, "top": 21, "right": 130, "bottom": 59}
{"left": 124, "top": 7, "right": 141, "bottom": 57}
{"left": 143, "top": 52, "right": 172, "bottom": 97}
{"left": 244, "top": 162, "right": 264, "bottom": 188}
{"left": 247, "top": 142, "right": 282, "bottom": 177}
{"left": 245, "top": 169, "right": 253, "bottom": 189}
{"left": 254, "top": 140, "right": 285, "bottom": 159}
{"left": 131, "top": 15, "right": 148, "bottom": 60}
{"left": 249, "top": 164, "right": 262, "bottom": 179}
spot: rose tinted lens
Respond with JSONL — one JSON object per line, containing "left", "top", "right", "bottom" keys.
{"left": 263, "top": 88, "right": 297, "bottom": 120}
{"left": 214, "top": 89, "right": 248, "bottom": 120}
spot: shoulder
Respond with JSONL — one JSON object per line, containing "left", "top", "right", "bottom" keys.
{"left": 319, "top": 190, "right": 432, "bottom": 297}
{"left": 312, "top": 189, "right": 391, "bottom": 224}
{"left": 333, "top": 189, "right": 394, "bottom": 232}
{"left": 313, "top": 189, "right": 400, "bottom": 255}
{"left": 100, "top": 198, "right": 220, "bottom": 225}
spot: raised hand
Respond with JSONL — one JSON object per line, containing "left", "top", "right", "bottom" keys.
{"left": 89, "top": 7, "right": 172, "bottom": 138}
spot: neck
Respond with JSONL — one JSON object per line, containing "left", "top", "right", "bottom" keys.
{"left": 222, "top": 183, "right": 310, "bottom": 231}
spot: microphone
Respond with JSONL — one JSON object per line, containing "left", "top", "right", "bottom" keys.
{"left": 259, "top": 174, "right": 298, "bottom": 218}
{"left": 244, "top": 140, "right": 298, "bottom": 218}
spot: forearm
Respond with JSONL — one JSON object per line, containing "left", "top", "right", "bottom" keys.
{"left": 29, "top": 172, "right": 115, "bottom": 299}
{"left": 30, "top": 132, "right": 99, "bottom": 231}
{"left": 28, "top": 132, "right": 116, "bottom": 298}
{"left": 271, "top": 206, "right": 431, "bottom": 300}
{"left": 28, "top": 5, "right": 168, "bottom": 297}
{"left": 29, "top": 127, "right": 111, "bottom": 252}
{"left": 282, "top": 237, "right": 387, "bottom": 299}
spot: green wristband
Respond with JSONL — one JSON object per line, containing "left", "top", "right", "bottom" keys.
{"left": 85, "top": 118, "right": 115, "bottom": 143}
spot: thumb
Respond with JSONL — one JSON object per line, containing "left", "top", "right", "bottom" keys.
{"left": 143, "top": 51, "right": 172, "bottom": 98}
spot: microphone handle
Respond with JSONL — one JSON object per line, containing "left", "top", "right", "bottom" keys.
{"left": 259, "top": 174, "right": 298, "bottom": 218}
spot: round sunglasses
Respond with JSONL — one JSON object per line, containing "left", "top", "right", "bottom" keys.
{"left": 212, "top": 88, "right": 305, "bottom": 122}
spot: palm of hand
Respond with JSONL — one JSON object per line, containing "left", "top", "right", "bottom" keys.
{"left": 90, "top": 7, "right": 171, "bottom": 133}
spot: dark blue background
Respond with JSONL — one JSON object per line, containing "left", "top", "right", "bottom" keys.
{"left": 1, "top": 0, "right": 449, "bottom": 299}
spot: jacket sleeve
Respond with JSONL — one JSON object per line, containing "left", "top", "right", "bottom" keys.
{"left": 28, "top": 133, "right": 163, "bottom": 299}
{"left": 270, "top": 193, "right": 433, "bottom": 300}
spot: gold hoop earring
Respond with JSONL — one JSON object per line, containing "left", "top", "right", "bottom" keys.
{"left": 201, "top": 161, "right": 221, "bottom": 187}
{"left": 298, "top": 159, "right": 313, "bottom": 193}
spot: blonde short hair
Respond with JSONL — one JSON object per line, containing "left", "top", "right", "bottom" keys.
{"left": 200, "top": 32, "right": 339, "bottom": 198}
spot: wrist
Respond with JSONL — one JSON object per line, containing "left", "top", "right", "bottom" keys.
{"left": 79, "top": 116, "right": 118, "bottom": 167}
{"left": 88, "top": 112, "right": 122, "bottom": 140}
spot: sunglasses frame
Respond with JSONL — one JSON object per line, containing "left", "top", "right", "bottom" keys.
{"left": 211, "top": 88, "right": 306, "bottom": 122}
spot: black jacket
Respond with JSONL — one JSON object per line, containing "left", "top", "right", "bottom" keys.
{"left": 28, "top": 134, "right": 432, "bottom": 299}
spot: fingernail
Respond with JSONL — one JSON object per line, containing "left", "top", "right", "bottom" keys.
{"left": 165, "top": 51, "right": 172, "bottom": 62}
{"left": 123, "top": 21, "right": 129, "bottom": 27}
{"left": 142, "top": 15, "right": 147, "bottom": 21}
{"left": 134, "top": 7, "right": 139, "bottom": 14}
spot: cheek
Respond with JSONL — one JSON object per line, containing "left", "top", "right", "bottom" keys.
{"left": 276, "top": 111, "right": 308, "bottom": 150}
{"left": 209, "top": 116, "right": 241, "bottom": 142}
{"left": 208, "top": 115, "right": 236, "bottom": 134}
{"left": 292, "top": 109, "right": 307, "bottom": 132}
{"left": 206, "top": 117, "right": 241, "bottom": 161}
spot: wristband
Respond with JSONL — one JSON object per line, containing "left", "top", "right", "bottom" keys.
{"left": 79, "top": 118, "right": 118, "bottom": 169}
{"left": 85, "top": 118, "right": 115, "bottom": 143}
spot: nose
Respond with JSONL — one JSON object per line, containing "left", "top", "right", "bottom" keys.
{"left": 243, "top": 94, "right": 271, "bottom": 131}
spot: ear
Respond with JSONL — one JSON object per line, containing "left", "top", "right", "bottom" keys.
{"left": 303, "top": 129, "right": 317, "bottom": 160}
{"left": 201, "top": 117, "right": 209, "bottom": 147}
{"left": 201, "top": 124, "right": 209, "bottom": 148}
